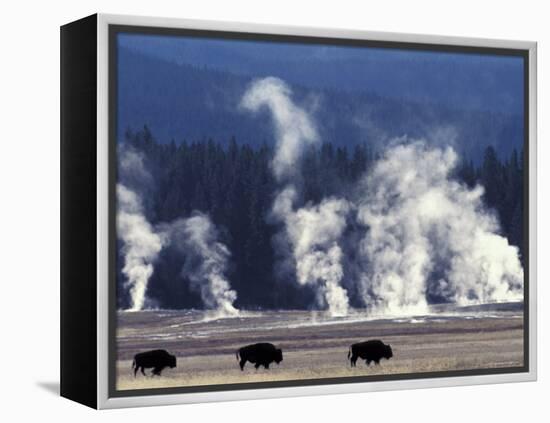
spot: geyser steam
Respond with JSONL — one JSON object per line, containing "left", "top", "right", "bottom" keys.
{"left": 117, "top": 184, "right": 164, "bottom": 311}
{"left": 242, "top": 77, "right": 351, "bottom": 315}
{"left": 117, "top": 147, "right": 164, "bottom": 311}
{"left": 117, "top": 147, "right": 238, "bottom": 315}
{"left": 118, "top": 76, "right": 524, "bottom": 317}
{"left": 273, "top": 187, "right": 351, "bottom": 315}
{"left": 167, "top": 213, "right": 239, "bottom": 317}
{"left": 241, "top": 77, "right": 318, "bottom": 182}
{"left": 356, "top": 141, "right": 524, "bottom": 315}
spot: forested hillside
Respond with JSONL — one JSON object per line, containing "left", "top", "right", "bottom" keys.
{"left": 117, "top": 128, "right": 524, "bottom": 310}
{"left": 118, "top": 48, "right": 523, "bottom": 164}
{"left": 119, "top": 35, "right": 524, "bottom": 115}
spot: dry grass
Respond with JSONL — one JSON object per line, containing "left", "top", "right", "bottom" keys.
{"left": 115, "top": 309, "right": 523, "bottom": 391}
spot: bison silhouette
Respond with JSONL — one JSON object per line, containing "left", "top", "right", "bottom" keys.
{"left": 348, "top": 340, "right": 393, "bottom": 367}
{"left": 132, "top": 349, "right": 177, "bottom": 377}
{"left": 236, "top": 342, "right": 283, "bottom": 370}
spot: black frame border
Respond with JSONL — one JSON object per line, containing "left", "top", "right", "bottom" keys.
{"left": 60, "top": 14, "right": 98, "bottom": 409}
{"left": 107, "top": 23, "right": 530, "bottom": 399}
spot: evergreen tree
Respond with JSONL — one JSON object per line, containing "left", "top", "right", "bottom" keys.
{"left": 121, "top": 128, "right": 525, "bottom": 309}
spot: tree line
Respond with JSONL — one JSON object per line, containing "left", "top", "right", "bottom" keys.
{"left": 119, "top": 126, "right": 524, "bottom": 309}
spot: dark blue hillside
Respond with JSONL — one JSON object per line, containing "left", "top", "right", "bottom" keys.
{"left": 119, "top": 34, "right": 524, "bottom": 115}
{"left": 117, "top": 47, "right": 523, "bottom": 162}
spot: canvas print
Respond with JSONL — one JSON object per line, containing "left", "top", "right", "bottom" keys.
{"left": 113, "top": 29, "right": 526, "bottom": 393}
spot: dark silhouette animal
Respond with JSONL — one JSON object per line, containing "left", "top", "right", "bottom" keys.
{"left": 132, "top": 349, "right": 177, "bottom": 377}
{"left": 236, "top": 343, "right": 283, "bottom": 370}
{"left": 348, "top": 340, "right": 393, "bottom": 367}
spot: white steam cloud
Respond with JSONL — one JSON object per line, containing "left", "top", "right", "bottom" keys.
{"left": 118, "top": 76, "right": 524, "bottom": 318}
{"left": 166, "top": 213, "right": 239, "bottom": 317}
{"left": 241, "top": 76, "right": 318, "bottom": 182}
{"left": 117, "top": 147, "right": 238, "bottom": 316}
{"left": 273, "top": 187, "right": 351, "bottom": 315}
{"left": 117, "top": 183, "right": 164, "bottom": 311}
{"left": 242, "top": 77, "right": 523, "bottom": 316}
{"left": 242, "top": 77, "right": 351, "bottom": 315}
{"left": 356, "top": 142, "right": 524, "bottom": 315}
{"left": 119, "top": 147, "right": 153, "bottom": 189}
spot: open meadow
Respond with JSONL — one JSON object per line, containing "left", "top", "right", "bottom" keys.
{"left": 116, "top": 304, "right": 524, "bottom": 390}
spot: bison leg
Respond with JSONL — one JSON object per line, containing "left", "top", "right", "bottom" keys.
{"left": 140, "top": 366, "right": 147, "bottom": 376}
{"left": 134, "top": 366, "right": 138, "bottom": 377}
{"left": 350, "top": 355, "right": 358, "bottom": 367}
{"left": 152, "top": 367, "right": 163, "bottom": 376}
{"left": 374, "top": 359, "right": 380, "bottom": 365}
{"left": 254, "top": 362, "right": 261, "bottom": 370}
{"left": 366, "top": 360, "right": 371, "bottom": 366}
{"left": 264, "top": 362, "right": 270, "bottom": 369}
{"left": 239, "top": 359, "right": 246, "bottom": 371}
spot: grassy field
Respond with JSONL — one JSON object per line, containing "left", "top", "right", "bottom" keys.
{"left": 115, "top": 307, "right": 524, "bottom": 391}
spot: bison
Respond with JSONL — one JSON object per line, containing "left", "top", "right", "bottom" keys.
{"left": 348, "top": 340, "right": 393, "bottom": 367}
{"left": 132, "top": 349, "right": 176, "bottom": 377}
{"left": 236, "top": 342, "right": 283, "bottom": 370}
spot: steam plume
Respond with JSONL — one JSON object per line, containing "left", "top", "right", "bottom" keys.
{"left": 242, "top": 77, "right": 350, "bottom": 315}
{"left": 273, "top": 187, "right": 351, "bottom": 315}
{"left": 356, "top": 141, "right": 524, "bottom": 315}
{"left": 167, "top": 213, "right": 239, "bottom": 317}
{"left": 117, "top": 183, "right": 164, "bottom": 311}
{"left": 119, "top": 146, "right": 153, "bottom": 189}
{"left": 241, "top": 77, "right": 318, "bottom": 182}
